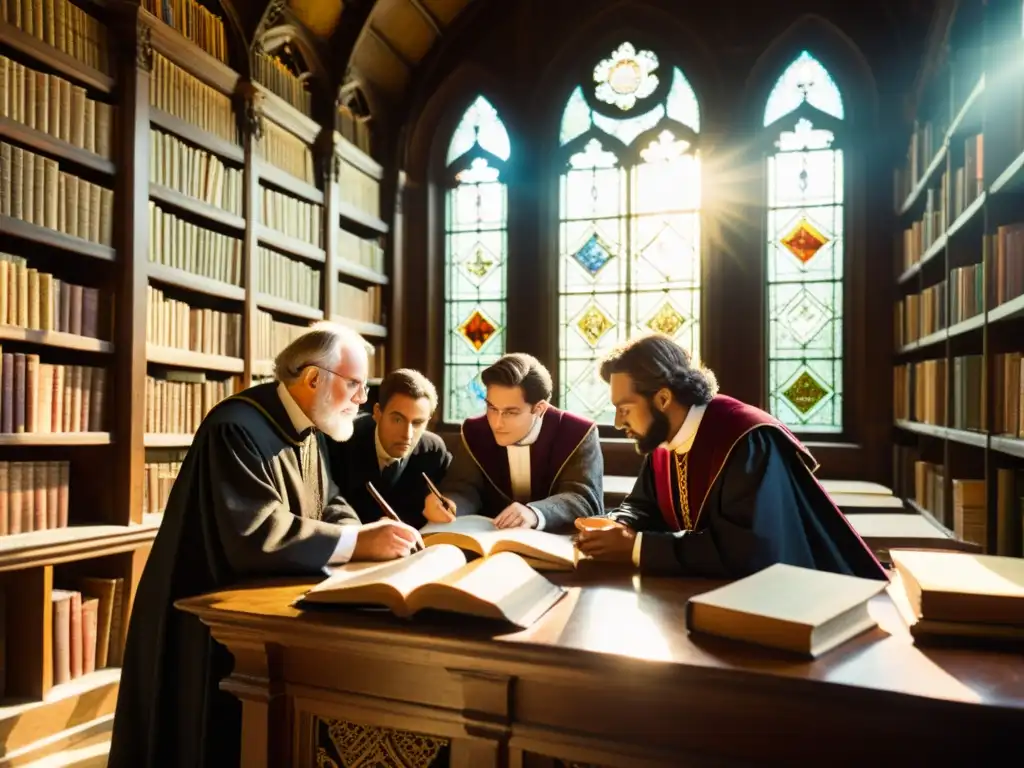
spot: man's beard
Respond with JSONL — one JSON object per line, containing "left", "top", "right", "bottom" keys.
{"left": 310, "top": 385, "right": 356, "bottom": 442}
{"left": 634, "top": 404, "right": 671, "bottom": 454}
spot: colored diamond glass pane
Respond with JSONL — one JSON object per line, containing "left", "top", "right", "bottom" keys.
{"left": 572, "top": 233, "right": 613, "bottom": 276}
{"left": 782, "top": 370, "right": 830, "bottom": 414}
{"left": 575, "top": 304, "right": 615, "bottom": 347}
{"left": 780, "top": 289, "right": 832, "bottom": 345}
{"left": 462, "top": 243, "right": 496, "bottom": 282}
{"left": 458, "top": 309, "right": 498, "bottom": 351}
{"left": 646, "top": 301, "right": 687, "bottom": 336}
{"left": 781, "top": 218, "right": 829, "bottom": 264}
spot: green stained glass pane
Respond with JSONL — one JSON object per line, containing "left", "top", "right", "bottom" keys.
{"left": 765, "top": 54, "right": 844, "bottom": 432}
{"left": 557, "top": 49, "right": 704, "bottom": 424}
{"left": 444, "top": 98, "right": 509, "bottom": 423}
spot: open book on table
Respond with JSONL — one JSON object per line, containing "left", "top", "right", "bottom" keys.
{"left": 298, "top": 545, "right": 566, "bottom": 628}
{"left": 419, "top": 514, "right": 579, "bottom": 571}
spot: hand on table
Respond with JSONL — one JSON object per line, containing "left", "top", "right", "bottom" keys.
{"left": 493, "top": 502, "right": 538, "bottom": 529}
{"left": 573, "top": 518, "right": 636, "bottom": 563}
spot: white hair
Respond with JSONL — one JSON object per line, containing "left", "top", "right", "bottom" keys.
{"left": 273, "top": 321, "right": 372, "bottom": 385}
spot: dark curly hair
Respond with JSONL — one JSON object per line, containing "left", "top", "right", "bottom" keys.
{"left": 599, "top": 334, "right": 719, "bottom": 406}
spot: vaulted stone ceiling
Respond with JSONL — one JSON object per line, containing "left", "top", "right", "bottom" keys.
{"left": 243, "top": 0, "right": 941, "bottom": 122}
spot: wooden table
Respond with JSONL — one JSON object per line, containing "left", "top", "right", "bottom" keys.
{"left": 175, "top": 570, "right": 1024, "bottom": 768}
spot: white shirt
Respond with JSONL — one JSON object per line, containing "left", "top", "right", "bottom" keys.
{"left": 632, "top": 405, "right": 707, "bottom": 565}
{"left": 375, "top": 427, "right": 401, "bottom": 472}
{"left": 507, "top": 415, "right": 548, "bottom": 530}
{"left": 276, "top": 383, "right": 358, "bottom": 565}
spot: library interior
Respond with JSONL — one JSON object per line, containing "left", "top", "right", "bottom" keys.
{"left": 0, "top": 0, "right": 1023, "bottom": 765}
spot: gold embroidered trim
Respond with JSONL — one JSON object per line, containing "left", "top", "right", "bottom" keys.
{"left": 674, "top": 451, "right": 693, "bottom": 530}
{"left": 322, "top": 719, "right": 448, "bottom": 768}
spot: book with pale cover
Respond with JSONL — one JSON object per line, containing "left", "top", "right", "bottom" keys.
{"left": 685, "top": 563, "right": 889, "bottom": 657}
{"left": 299, "top": 545, "right": 566, "bottom": 628}
{"left": 420, "top": 515, "right": 578, "bottom": 571}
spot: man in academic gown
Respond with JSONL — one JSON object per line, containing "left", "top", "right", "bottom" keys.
{"left": 329, "top": 368, "right": 452, "bottom": 528}
{"left": 107, "top": 323, "right": 424, "bottom": 768}
{"left": 575, "top": 334, "right": 887, "bottom": 580}
{"left": 426, "top": 353, "right": 603, "bottom": 532}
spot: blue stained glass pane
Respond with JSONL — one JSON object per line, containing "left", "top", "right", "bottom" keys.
{"left": 572, "top": 234, "right": 613, "bottom": 276}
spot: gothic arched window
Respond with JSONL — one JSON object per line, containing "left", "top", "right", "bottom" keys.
{"left": 556, "top": 42, "right": 703, "bottom": 424}
{"left": 442, "top": 96, "right": 511, "bottom": 422}
{"left": 764, "top": 51, "right": 846, "bottom": 433}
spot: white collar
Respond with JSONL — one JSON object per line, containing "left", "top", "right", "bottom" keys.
{"left": 513, "top": 412, "right": 544, "bottom": 447}
{"left": 375, "top": 426, "right": 401, "bottom": 467}
{"left": 664, "top": 404, "right": 706, "bottom": 454}
{"left": 277, "top": 381, "right": 314, "bottom": 434}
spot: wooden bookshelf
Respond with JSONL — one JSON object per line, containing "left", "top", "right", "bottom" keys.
{"left": 892, "top": 0, "right": 1024, "bottom": 561}
{"left": 0, "top": 0, "right": 393, "bottom": 759}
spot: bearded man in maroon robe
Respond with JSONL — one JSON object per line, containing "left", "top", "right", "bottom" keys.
{"left": 575, "top": 334, "right": 886, "bottom": 581}
{"left": 425, "top": 353, "right": 602, "bottom": 532}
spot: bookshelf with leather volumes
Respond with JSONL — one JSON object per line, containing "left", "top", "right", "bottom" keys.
{"left": 892, "top": 0, "right": 1024, "bottom": 561}
{"left": 0, "top": 0, "right": 392, "bottom": 760}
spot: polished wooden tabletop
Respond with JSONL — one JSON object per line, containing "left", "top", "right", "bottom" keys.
{"left": 176, "top": 566, "right": 1024, "bottom": 711}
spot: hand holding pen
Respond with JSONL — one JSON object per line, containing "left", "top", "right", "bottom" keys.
{"left": 422, "top": 473, "right": 456, "bottom": 524}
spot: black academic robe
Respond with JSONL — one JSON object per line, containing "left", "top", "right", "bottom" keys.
{"left": 328, "top": 414, "right": 453, "bottom": 529}
{"left": 610, "top": 396, "right": 887, "bottom": 581}
{"left": 107, "top": 382, "right": 361, "bottom": 768}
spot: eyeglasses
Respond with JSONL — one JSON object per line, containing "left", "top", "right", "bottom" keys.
{"left": 297, "top": 364, "right": 367, "bottom": 396}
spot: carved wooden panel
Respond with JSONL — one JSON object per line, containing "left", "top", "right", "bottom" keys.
{"left": 313, "top": 716, "right": 452, "bottom": 768}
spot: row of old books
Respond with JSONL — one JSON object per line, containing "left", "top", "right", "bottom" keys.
{"left": 52, "top": 576, "right": 125, "bottom": 687}
{"left": 337, "top": 160, "right": 381, "bottom": 220}
{"left": 261, "top": 186, "right": 324, "bottom": 247}
{"left": 253, "top": 310, "right": 308, "bottom": 361}
{"left": 0, "top": 252, "right": 102, "bottom": 338}
{"left": 253, "top": 49, "right": 311, "bottom": 118}
{"left": 0, "top": 53, "right": 115, "bottom": 159}
{"left": 336, "top": 283, "right": 383, "bottom": 326}
{"left": 893, "top": 359, "right": 946, "bottom": 425}
{"left": 0, "top": 141, "right": 114, "bottom": 246}
{"left": 1, "top": 0, "right": 111, "bottom": 75}
{"left": 949, "top": 262, "right": 983, "bottom": 324}
{"left": 994, "top": 352, "right": 1024, "bottom": 438}
{"left": 992, "top": 223, "right": 1024, "bottom": 308}
{"left": 144, "top": 372, "right": 240, "bottom": 435}
{"left": 0, "top": 352, "right": 106, "bottom": 434}
{"left": 337, "top": 228, "right": 385, "bottom": 274}
{"left": 256, "top": 246, "right": 321, "bottom": 308}
{"left": 257, "top": 120, "right": 315, "bottom": 186}
{"left": 894, "top": 280, "right": 945, "bottom": 348}
{"left": 146, "top": 285, "right": 242, "bottom": 359}
{"left": 894, "top": 119, "right": 944, "bottom": 207}
{"left": 140, "top": 0, "right": 228, "bottom": 64}
{"left": 950, "top": 133, "right": 984, "bottom": 222}
{"left": 149, "top": 127, "right": 243, "bottom": 216}
{"left": 898, "top": 178, "right": 947, "bottom": 273}
{"left": 148, "top": 201, "right": 244, "bottom": 287}
{"left": 150, "top": 51, "right": 238, "bottom": 146}
{"left": 337, "top": 103, "right": 372, "bottom": 158}
{"left": 142, "top": 458, "right": 182, "bottom": 516}
{"left": 0, "top": 459, "right": 69, "bottom": 536}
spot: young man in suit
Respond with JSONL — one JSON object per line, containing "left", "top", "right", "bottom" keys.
{"left": 329, "top": 368, "right": 453, "bottom": 528}
{"left": 426, "top": 353, "right": 603, "bottom": 533}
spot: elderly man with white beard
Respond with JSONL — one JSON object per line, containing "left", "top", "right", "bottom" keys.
{"left": 108, "top": 321, "right": 422, "bottom": 768}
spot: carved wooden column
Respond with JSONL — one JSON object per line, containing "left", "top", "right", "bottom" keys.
{"left": 237, "top": 81, "right": 264, "bottom": 388}
{"left": 209, "top": 624, "right": 290, "bottom": 768}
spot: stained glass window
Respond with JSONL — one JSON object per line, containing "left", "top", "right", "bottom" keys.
{"left": 764, "top": 51, "right": 845, "bottom": 433}
{"left": 558, "top": 42, "right": 702, "bottom": 424}
{"left": 443, "top": 96, "right": 510, "bottom": 422}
